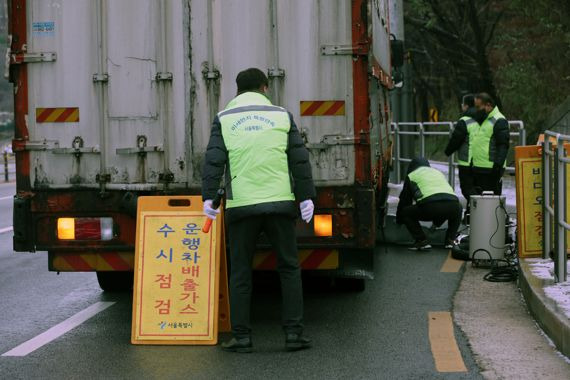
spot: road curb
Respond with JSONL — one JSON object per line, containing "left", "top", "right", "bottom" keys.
{"left": 518, "top": 259, "right": 570, "bottom": 357}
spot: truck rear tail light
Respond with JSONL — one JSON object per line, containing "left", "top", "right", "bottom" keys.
{"left": 57, "top": 218, "right": 114, "bottom": 241}
{"left": 314, "top": 214, "right": 333, "bottom": 237}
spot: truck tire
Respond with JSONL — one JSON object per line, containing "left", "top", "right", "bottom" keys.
{"left": 96, "top": 271, "right": 134, "bottom": 292}
{"left": 335, "top": 278, "right": 366, "bottom": 292}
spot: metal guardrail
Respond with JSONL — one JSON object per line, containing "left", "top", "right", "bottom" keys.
{"left": 390, "top": 121, "right": 526, "bottom": 185}
{"left": 3, "top": 152, "right": 9, "bottom": 182}
{"left": 542, "top": 131, "right": 568, "bottom": 282}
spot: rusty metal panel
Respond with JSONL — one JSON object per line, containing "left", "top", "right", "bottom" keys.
{"left": 371, "top": 0, "right": 391, "bottom": 76}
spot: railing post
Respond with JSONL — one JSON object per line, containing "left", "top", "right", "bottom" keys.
{"left": 393, "top": 123, "right": 401, "bottom": 184}
{"left": 542, "top": 140, "right": 551, "bottom": 260}
{"left": 554, "top": 136, "right": 567, "bottom": 282}
{"left": 419, "top": 122, "right": 425, "bottom": 158}
{"left": 448, "top": 122, "right": 455, "bottom": 186}
{"left": 557, "top": 137, "right": 567, "bottom": 282}
{"left": 520, "top": 122, "right": 526, "bottom": 146}
{"left": 3, "top": 151, "right": 7, "bottom": 182}
{"left": 563, "top": 146, "right": 568, "bottom": 283}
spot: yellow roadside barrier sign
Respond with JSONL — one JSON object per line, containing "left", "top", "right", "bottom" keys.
{"left": 131, "top": 196, "right": 230, "bottom": 345}
{"left": 515, "top": 146, "right": 543, "bottom": 257}
{"left": 429, "top": 107, "right": 439, "bottom": 122}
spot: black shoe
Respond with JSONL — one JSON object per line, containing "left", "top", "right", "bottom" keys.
{"left": 408, "top": 240, "right": 432, "bottom": 251}
{"left": 444, "top": 239, "right": 455, "bottom": 249}
{"left": 221, "top": 337, "right": 253, "bottom": 353}
{"left": 285, "top": 333, "right": 312, "bottom": 351}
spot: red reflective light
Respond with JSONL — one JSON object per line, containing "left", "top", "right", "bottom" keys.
{"left": 57, "top": 217, "right": 114, "bottom": 241}
{"left": 75, "top": 218, "right": 102, "bottom": 240}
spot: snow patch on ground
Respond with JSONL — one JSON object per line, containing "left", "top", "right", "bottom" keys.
{"left": 527, "top": 258, "right": 555, "bottom": 280}
{"left": 527, "top": 259, "right": 570, "bottom": 320}
{"left": 544, "top": 282, "right": 570, "bottom": 320}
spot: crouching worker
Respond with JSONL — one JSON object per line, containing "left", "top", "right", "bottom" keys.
{"left": 396, "top": 157, "right": 462, "bottom": 250}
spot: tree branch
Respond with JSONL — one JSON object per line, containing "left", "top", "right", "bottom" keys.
{"left": 405, "top": 15, "right": 480, "bottom": 59}
{"left": 404, "top": 16, "right": 459, "bottom": 40}
{"left": 426, "top": 0, "right": 461, "bottom": 37}
{"left": 484, "top": 9, "right": 505, "bottom": 47}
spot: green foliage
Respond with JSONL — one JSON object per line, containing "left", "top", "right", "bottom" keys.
{"left": 405, "top": 0, "right": 570, "bottom": 143}
{"left": 490, "top": 0, "right": 570, "bottom": 141}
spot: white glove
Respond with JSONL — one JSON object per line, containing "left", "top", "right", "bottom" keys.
{"left": 203, "top": 199, "right": 220, "bottom": 220}
{"left": 300, "top": 199, "right": 314, "bottom": 223}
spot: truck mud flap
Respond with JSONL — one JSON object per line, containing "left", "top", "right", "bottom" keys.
{"left": 336, "top": 248, "right": 374, "bottom": 280}
{"left": 13, "top": 196, "right": 34, "bottom": 252}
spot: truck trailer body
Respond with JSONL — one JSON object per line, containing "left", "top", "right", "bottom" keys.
{"left": 7, "top": 0, "right": 393, "bottom": 290}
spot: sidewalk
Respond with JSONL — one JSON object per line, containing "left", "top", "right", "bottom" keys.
{"left": 454, "top": 264, "right": 570, "bottom": 379}
{"left": 519, "top": 258, "right": 570, "bottom": 358}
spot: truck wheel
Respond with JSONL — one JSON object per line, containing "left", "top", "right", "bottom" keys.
{"left": 335, "top": 278, "right": 366, "bottom": 292}
{"left": 96, "top": 271, "right": 134, "bottom": 292}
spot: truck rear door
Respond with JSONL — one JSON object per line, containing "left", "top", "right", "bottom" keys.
{"left": 25, "top": 0, "right": 190, "bottom": 190}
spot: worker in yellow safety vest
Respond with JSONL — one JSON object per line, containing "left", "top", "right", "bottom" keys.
{"left": 202, "top": 68, "right": 316, "bottom": 353}
{"left": 396, "top": 157, "right": 463, "bottom": 250}
{"left": 444, "top": 94, "right": 484, "bottom": 220}
{"left": 471, "top": 93, "right": 510, "bottom": 195}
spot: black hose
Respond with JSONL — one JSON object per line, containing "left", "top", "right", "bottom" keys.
{"left": 471, "top": 248, "right": 518, "bottom": 282}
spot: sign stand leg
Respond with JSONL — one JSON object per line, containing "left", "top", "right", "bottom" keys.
{"left": 218, "top": 221, "right": 231, "bottom": 333}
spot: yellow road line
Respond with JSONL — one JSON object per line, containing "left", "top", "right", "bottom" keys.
{"left": 428, "top": 311, "right": 468, "bottom": 373}
{"left": 440, "top": 251, "right": 464, "bottom": 273}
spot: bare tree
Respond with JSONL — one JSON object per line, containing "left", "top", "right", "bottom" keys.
{"left": 405, "top": 0, "right": 506, "bottom": 108}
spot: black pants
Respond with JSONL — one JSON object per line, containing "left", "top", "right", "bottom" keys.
{"left": 227, "top": 214, "right": 303, "bottom": 339}
{"left": 458, "top": 166, "right": 476, "bottom": 207}
{"left": 473, "top": 169, "right": 502, "bottom": 195}
{"left": 400, "top": 200, "right": 462, "bottom": 242}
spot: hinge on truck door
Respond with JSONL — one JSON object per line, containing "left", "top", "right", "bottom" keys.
{"left": 12, "top": 139, "right": 59, "bottom": 152}
{"left": 156, "top": 72, "right": 173, "bottom": 81}
{"left": 202, "top": 69, "right": 220, "bottom": 81}
{"left": 268, "top": 68, "right": 285, "bottom": 78}
{"left": 10, "top": 52, "right": 57, "bottom": 64}
{"left": 321, "top": 43, "right": 369, "bottom": 56}
{"left": 159, "top": 171, "right": 175, "bottom": 182}
{"left": 96, "top": 173, "right": 111, "bottom": 183}
{"left": 93, "top": 73, "right": 109, "bottom": 83}
{"left": 52, "top": 136, "right": 100, "bottom": 155}
{"left": 116, "top": 135, "right": 163, "bottom": 155}
{"left": 306, "top": 132, "right": 370, "bottom": 150}
{"left": 203, "top": 70, "right": 220, "bottom": 80}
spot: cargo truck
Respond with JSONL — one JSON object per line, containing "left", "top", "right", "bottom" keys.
{"left": 7, "top": 0, "right": 394, "bottom": 291}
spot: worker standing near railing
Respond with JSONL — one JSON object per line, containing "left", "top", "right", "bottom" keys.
{"left": 471, "top": 93, "right": 510, "bottom": 195}
{"left": 444, "top": 94, "right": 484, "bottom": 223}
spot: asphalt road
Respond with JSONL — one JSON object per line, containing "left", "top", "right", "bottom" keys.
{"left": 0, "top": 182, "right": 14, "bottom": 233}
{"left": 0, "top": 182, "right": 482, "bottom": 379}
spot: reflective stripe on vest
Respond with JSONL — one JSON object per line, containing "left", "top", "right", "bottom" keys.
{"left": 408, "top": 166, "right": 456, "bottom": 202}
{"left": 457, "top": 116, "right": 479, "bottom": 166}
{"left": 219, "top": 92, "right": 295, "bottom": 209}
{"left": 472, "top": 106, "right": 506, "bottom": 169}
